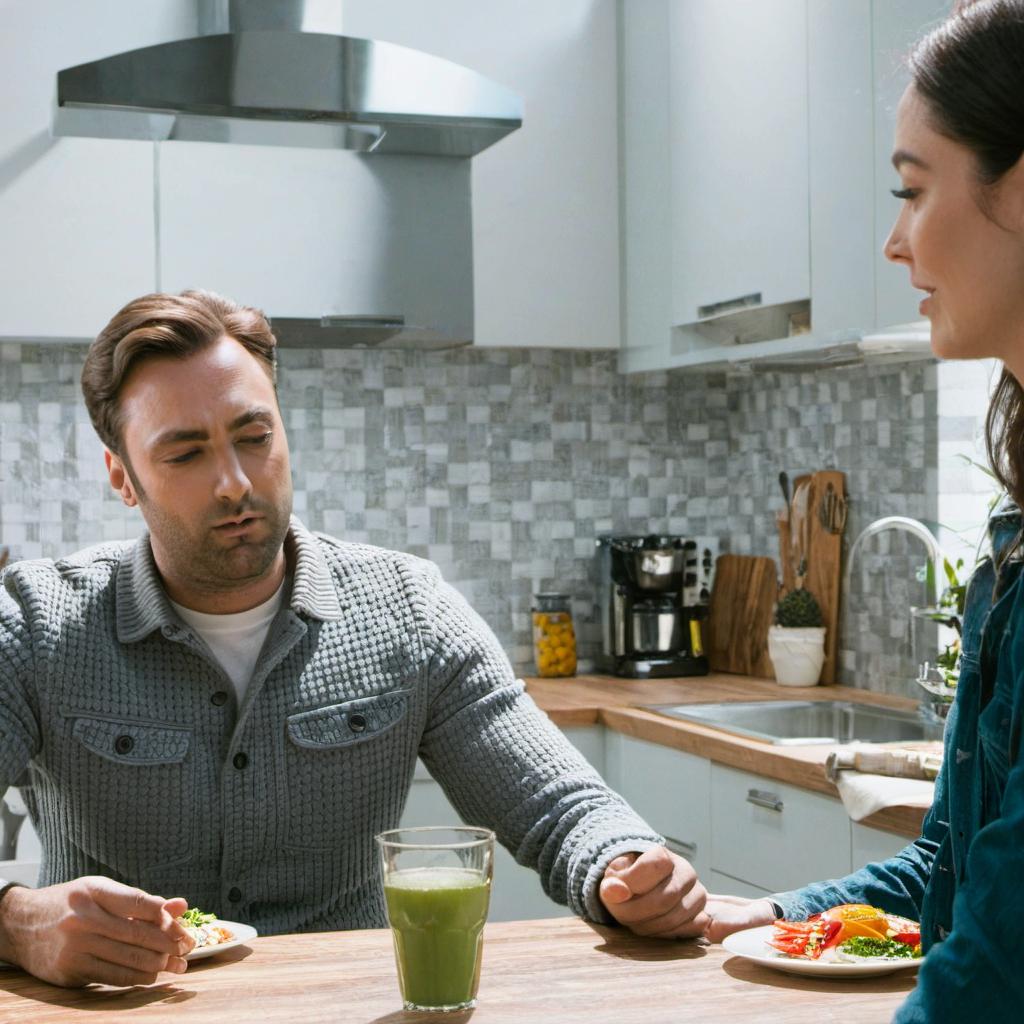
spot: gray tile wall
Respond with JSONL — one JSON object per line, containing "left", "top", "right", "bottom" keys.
{"left": 0, "top": 341, "right": 973, "bottom": 697}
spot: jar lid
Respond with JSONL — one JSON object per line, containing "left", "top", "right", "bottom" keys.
{"left": 532, "top": 593, "right": 571, "bottom": 612}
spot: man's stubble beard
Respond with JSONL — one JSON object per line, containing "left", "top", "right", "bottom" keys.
{"left": 127, "top": 465, "right": 293, "bottom": 594}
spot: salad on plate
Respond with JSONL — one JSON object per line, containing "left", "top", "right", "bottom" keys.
{"left": 177, "top": 908, "right": 236, "bottom": 950}
{"left": 768, "top": 904, "right": 922, "bottom": 963}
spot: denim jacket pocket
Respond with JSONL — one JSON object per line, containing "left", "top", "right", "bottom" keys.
{"left": 978, "top": 693, "right": 1012, "bottom": 780}
{"left": 283, "top": 689, "right": 414, "bottom": 851}
{"left": 59, "top": 710, "right": 195, "bottom": 871}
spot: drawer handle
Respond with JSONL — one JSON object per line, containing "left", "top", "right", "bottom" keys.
{"left": 663, "top": 836, "right": 697, "bottom": 861}
{"left": 746, "top": 789, "right": 784, "bottom": 813}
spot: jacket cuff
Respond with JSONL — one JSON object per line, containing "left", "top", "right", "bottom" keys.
{"left": 579, "top": 837, "right": 663, "bottom": 925}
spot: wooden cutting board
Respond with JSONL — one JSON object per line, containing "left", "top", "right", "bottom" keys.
{"left": 706, "top": 554, "right": 777, "bottom": 678}
{"left": 777, "top": 470, "right": 846, "bottom": 685}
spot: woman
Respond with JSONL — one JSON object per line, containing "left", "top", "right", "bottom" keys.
{"left": 706, "top": 2, "right": 1024, "bottom": 1020}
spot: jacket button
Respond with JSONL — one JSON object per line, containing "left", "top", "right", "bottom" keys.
{"left": 233, "top": 752, "right": 249, "bottom": 770}
{"left": 228, "top": 887, "right": 242, "bottom": 903}
{"left": 349, "top": 713, "right": 367, "bottom": 733}
{"left": 211, "top": 691, "right": 229, "bottom": 707}
{"left": 114, "top": 735, "right": 134, "bottom": 755}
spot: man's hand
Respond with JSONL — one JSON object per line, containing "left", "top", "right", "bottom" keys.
{"left": 0, "top": 876, "right": 196, "bottom": 988}
{"left": 598, "top": 847, "right": 708, "bottom": 938}
{"left": 702, "top": 893, "right": 778, "bottom": 944}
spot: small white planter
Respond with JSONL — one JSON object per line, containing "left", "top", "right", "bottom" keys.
{"left": 767, "top": 625, "right": 827, "bottom": 687}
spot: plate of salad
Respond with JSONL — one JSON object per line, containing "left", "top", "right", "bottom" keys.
{"left": 722, "top": 904, "right": 923, "bottom": 978}
{"left": 177, "top": 908, "right": 258, "bottom": 962}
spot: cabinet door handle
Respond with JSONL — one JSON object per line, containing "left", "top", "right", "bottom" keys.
{"left": 663, "top": 836, "right": 697, "bottom": 861}
{"left": 746, "top": 789, "right": 784, "bottom": 812}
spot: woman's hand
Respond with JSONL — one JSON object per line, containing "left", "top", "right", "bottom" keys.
{"left": 702, "top": 893, "right": 779, "bottom": 943}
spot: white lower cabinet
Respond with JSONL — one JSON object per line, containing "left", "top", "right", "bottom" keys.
{"left": 401, "top": 726, "right": 601, "bottom": 922}
{"left": 603, "top": 733, "right": 711, "bottom": 882}
{"left": 851, "top": 823, "right": 912, "bottom": 866}
{"left": 710, "top": 765, "right": 852, "bottom": 895}
{"left": 707, "top": 871, "right": 771, "bottom": 900}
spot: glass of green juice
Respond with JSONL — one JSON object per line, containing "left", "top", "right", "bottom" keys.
{"left": 375, "top": 826, "right": 494, "bottom": 1013}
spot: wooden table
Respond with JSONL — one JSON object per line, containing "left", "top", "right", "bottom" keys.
{"left": 0, "top": 917, "right": 916, "bottom": 1023}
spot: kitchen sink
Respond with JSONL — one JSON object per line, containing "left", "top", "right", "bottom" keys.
{"left": 641, "top": 700, "right": 944, "bottom": 746}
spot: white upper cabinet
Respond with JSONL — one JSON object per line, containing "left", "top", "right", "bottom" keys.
{"left": 621, "top": 0, "right": 948, "bottom": 373}
{"left": 668, "top": 0, "right": 810, "bottom": 328}
{"left": 872, "top": 0, "right": 949, "bottom": 329}
{"left": 0, "top": 2, "right": 193, "bottom": 340}
{"left": 158, "top": 145, "right": 473, "bottom": 343}
{"left": 314, "top": 0, "right": 623, "bottom": 350}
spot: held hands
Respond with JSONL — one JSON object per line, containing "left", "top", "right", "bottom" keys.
{"left": 702, "top": 894, "right": 778, "bottom": 944}
{"left": 0, "top": 876, "right": 196, "bottom": 987}
{"left": 598, "top": 847, "right": 709, "bottom": 938}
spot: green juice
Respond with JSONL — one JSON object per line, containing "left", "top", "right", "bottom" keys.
{"left": 383, "top": 866, "right": 491, "bottom": 1009}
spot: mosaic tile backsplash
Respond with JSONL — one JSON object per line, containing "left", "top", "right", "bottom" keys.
{"left": 0, "top": 341, "right": 993, "bottom": 696}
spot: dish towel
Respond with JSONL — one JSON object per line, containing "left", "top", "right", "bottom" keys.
{"left": 834, "top": 771, "right": 936, "bottom": 823}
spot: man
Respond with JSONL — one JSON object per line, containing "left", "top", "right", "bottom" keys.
{"left": 0, "top": 290, "right": 707, "bottom": 988}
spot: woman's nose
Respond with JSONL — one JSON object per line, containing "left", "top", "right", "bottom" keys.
{"left": 883, "top": 211, "right": 911, "bottom": 265}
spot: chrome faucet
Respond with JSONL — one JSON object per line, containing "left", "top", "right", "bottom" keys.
{"left": 844, "top": 515, "right": 947, "bottom": 607}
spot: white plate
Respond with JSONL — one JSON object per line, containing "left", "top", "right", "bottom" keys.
{"left": 722, "top": 925, "right": 922, "bottom": 978}
{"left": 184, "top": 920, "right": 258, "bottom": 961}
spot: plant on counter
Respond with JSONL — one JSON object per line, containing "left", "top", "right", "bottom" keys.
{"left": 768, "top": 565, "right": 827, "bottom": 688}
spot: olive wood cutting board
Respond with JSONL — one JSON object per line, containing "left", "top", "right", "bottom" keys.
{"left": 777, "top": 469, "right": 846, "bottom": 685}
{"left": 706, "top": 554, "right": 777, "bottom": 677}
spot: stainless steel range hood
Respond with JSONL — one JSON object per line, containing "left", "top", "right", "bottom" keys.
{"left": 54, "top": 1, "right": 523, "bottom": 156}
{"left": 52, "top": 1, "right": 522, "bottom": 351}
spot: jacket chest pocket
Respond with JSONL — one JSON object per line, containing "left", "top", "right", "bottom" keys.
{"left": 283, "top": 689, "right": 413, "bottom": 851}
{"left": 978, "top": 693, "right": 1012, "bottom": 786}
{"left": 60, "top": 712, "right": 195, "bottom": 872}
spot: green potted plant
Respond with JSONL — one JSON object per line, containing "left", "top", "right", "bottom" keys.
{"left": 768, "top": 571, "right": 826, "bottom": 687}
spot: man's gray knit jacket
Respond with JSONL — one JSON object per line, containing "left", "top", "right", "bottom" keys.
{"left": 0, "top": 517, "right": 662, "bottom": 936}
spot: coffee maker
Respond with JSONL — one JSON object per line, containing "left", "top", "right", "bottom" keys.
{"left": 595, "top": 535, "right": 711, "bottom": 678}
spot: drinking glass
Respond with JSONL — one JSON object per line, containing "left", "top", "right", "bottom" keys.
{"left": 375, "top": 826, "right": 494, "bottom": 1013}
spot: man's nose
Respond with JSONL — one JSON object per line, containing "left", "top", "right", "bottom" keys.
{"left": 213, "top": 450, "right": 252, "bottom": 505}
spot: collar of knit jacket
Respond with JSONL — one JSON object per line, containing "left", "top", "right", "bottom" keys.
{"left": 115, "top": 515, "right": 344, "bottom": 643}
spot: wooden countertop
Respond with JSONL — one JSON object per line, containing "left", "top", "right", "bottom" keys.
{"left": 0, "top": 917, "right": 917, "bottom": 1023}
{"left": 525, "top": 673, "right": 935, "bottom": 837}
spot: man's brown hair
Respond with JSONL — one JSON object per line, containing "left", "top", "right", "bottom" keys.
{"left": 81, "top": 289, "right": 278, "bottom": 455}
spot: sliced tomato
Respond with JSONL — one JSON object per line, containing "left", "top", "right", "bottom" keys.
{"left": 820, "top": 920, "right": 844, "bottom": 950}
{"left": 768, "top": 936, "right": 810, "bottom": 956}
{"left": 893, "top": 931, "right": 921, "bottom": 946}
{"left": 772, "top": 920, "right": 816, "bottom": 934}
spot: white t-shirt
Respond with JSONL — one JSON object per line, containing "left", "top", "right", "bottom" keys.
{"left": 169, "top": 580, "right": 286, "bottom": 703}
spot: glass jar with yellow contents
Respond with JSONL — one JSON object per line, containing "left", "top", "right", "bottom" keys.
{"left": 531, "top": 593, "right": 577, "bottom": 678}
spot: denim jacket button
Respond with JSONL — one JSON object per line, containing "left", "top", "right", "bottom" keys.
{"left": 349, "top": 713, "right": 367, "bottom": 733}
{"left": 114, "top": 735, "right": 134, "bottom": 755}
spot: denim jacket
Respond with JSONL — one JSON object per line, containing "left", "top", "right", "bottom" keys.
{"left": 773, "top": 504, "right": 1024, "bottom": 1022}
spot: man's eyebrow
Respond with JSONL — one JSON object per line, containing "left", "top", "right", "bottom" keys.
{"left": 151, "top": 408, "right": 275, "bottom": 448}
{"left": 229, "top": 406, "right": 275, "bottom": 431}
{"left": 891, "top": 149, "right": 930, "bottom": 171}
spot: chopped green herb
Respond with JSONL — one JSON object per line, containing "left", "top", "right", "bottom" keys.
{"left": 839, "top": 936, "right": 921, "bottom": 959}
{"left": 180, "top": 907, "right": 217, "bottom": 928}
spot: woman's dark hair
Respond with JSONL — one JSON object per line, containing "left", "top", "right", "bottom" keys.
{"left": 81, "top": 289, "right": 278, "bottom": 456}
{"left": 909, "top": 1, "right": 1024, "bottom": 511}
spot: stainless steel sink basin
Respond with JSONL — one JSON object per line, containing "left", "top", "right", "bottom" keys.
{"left": 642, "top": 700, "right": 944, "bottom": 745}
